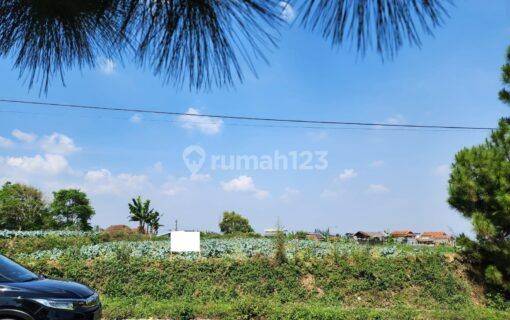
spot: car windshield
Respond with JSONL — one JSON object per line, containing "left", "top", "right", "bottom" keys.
{"left": 0, "top": 255, "right": 38, "bottom": 283}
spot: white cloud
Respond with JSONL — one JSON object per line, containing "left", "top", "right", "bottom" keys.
{"left": 370, "top": 160, "right": 384, "bottom": 168}
{"left": 0, "top": 136, "right": 13, "bottom": 148}
{"left": 40, "top": 133, "right": 80, "bottom": 155}
{"left": 5, "top": 154, "right": 69, "bottom": 175}
{"left": 179, "top": 107, "right": 223, "bottom": 135}
{"left": 386, "top": 114, "right": 406, "bottom": 125}
{"left": 85, "top": 169, "right": 111, "bottom": 183}
{"left": 221, "top": 175, "right": 268, "bottom": 199}
{"left": 98, "top": 58, "right": 116, "bottom": 75}
{"left": 367, "top": 184, "right": 390, "bottom": 194}
{"left": 84, "top": 169, "right": 149, "bottom": 195}
{"left": 434, "top": 164, "right": 450, "bottom": 177}
{"left": 12, "top": 129, "right": 37, "bottom": 143}
{"left": 118, "top": 173, "right": 149, "bottom": 188}
{"left": 280, "top": 187, "right": 300, "bottom": 203}
{"left": 222, "top": 175, "right": 255, "bottom": 192}
{"left": 130, "top": 114, "right": 142, "bottom": 124}
{"left": 161, "top": 181, "right": 186, "bottom": 196}
{"left": 339, "top": 169, "right": 357, "bottom": 181}
{"left": 279, "top": 2, "right": 296, "bottom": 23}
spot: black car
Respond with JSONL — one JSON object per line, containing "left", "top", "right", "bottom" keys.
{"left": 0, "top": 254, "right": 101, "bottom": 320}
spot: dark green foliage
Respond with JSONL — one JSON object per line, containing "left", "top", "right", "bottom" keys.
{"left": 293, "top": 231, "right": 308, "bottom": 240}
{"left": 219, "top": 211, "right": 254, "bottom": 234}
{"left": 18, "top": 252, "right": 474, "bottom": 310}
{"left": 0, "top": 1, "right": 452, "bottom": 92}
{"left": 50, "top": 189, "right": 95, "bottom": 231}
{"left": 0, "top": 0, "right": 121, "bottom": 92}
{"left": 499, "top": 47, "right": 510, "bottom": 105}
{"left": 300, "top": 0, "right": 452, "bottom": 59}
{"left": 448, "top": 118, "right": 510, "bottom": 295}
{"left": 274, "top": 229, "right": 288, "bottom": 264}
{"left": 128, "top": 196, "right": 162, "bottom": 234}
{"left": 0, "top": 182, "right": 53, "bottom": 230}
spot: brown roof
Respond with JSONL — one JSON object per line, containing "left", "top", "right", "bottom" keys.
{"left": 390, "top": 230, "right": 416, "bottom": 237}
{"left": 354, "top": 231, "right": 386, "bottom": 238}
{"left": 420, "top": 231, "right": 450, "bottom": 239}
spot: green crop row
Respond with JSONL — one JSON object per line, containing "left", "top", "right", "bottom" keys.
{"left": 101, "top": 296, "right": 510, "bottom": 320}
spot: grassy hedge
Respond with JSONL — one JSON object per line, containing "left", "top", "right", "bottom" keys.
{"left": 101, "top": 297, "right": 510, "bottom": 320}
{"left": 6, "top": 238, "right": 510, "bottom": 319}
{"left": 0, "top": 233, "right": 163, "bottom": 256}
{"left": 17, "top": 251, "right": 476, "bottom": 311}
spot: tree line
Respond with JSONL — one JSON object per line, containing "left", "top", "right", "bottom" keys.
{"left": 0, "top": 181, "right": 164, "bottom": 234}
{"left": 0, "top": 182, "right": 95, "bottom": 231}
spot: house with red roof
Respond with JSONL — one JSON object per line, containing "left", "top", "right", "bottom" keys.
{"left": 416, "top": 231, "right": 454, "bottom": 245}
{"left": 390, "top": 230, "right": 418, "bottom": 244}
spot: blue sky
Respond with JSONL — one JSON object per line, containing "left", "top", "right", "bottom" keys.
{"left": 0, "top": 1, "right": 509, "bottom": 234}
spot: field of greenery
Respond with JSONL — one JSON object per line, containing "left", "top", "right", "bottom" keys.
{"left": 2, "top": 231, "right": 509, "bottom": 319}
{"left": 15, "top": 238, "right": 457, "bottom": 261}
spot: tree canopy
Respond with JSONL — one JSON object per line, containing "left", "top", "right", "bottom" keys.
{"left": 0, "top": 182, "right": 51, "bottom": 230}
{"left": 219, "top": 211, "right": 254, "bottom": 234}
{"left": 449, "top": 118, "right": 510, "bottom": 295}
{"left": 0, "top": 0, "right": 452, "bottom": 92}
{"left": 50, "top": 189, "right": 95, "bottom": 231}
{"left": 128, "top": 196, "right": 162, "bottom": 235}
{"left": 448, "top": 48, "right": 510, "bottom": 296}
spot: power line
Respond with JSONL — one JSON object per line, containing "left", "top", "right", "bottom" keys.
{"left": 0, "top": 109, "right": 480, "bottom": 133}
{"left": 0, "top": 98, "right": 496, "bottom": 131}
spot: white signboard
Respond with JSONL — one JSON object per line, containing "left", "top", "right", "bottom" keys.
{"left": 170, "top": 231, "right": 201, "bottom": 252}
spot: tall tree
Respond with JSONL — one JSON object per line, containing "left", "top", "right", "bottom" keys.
{"left": 0, "top": 0, "right": 452, "bottom": 92}
{"left": 50, "top": 189, "right": 95, "bottom": 231}
{"left": 0, "top": 182, "right": 52, "bottom": 230}
{"left": 128, "top": 196, "right": 153, "bottom": 234}
{"left": 219, "top": 211, "right": 254, "bottom": 234}
{"left": 448, "top": 48, "right": 510, "bottom": 295}
{"left": 449, "top": 119, "right": 510, "bottom": 295}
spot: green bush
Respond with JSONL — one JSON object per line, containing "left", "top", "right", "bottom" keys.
{"left": 100, "top": 297, "right": 510, "bottom": 320}
{"left": 0, "top": 232, "right": 166, "bottom": 256}
{"left": 16, "top": 251, "right": 477, "bottom": 311}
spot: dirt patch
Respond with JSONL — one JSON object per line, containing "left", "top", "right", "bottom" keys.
{"left": 301, "top": 274, "right": 324, "bottom": 297}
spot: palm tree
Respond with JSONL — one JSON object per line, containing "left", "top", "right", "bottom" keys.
{"left": 0, "top": 0, "right": 452, "bottom": 93}
{"left": 147, "top": 211, "right": 163, "bottom": 236}
{"left": 128, "top": 196, "right": 153, "bottom": 234}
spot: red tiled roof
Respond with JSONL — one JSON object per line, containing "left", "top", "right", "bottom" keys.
{"left": 390, "top": 230, "right": 416, "bottom": 237}
{"left": 420, "top": 231, "right": 450, "bottom": 239}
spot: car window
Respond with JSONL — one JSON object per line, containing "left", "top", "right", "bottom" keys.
{"left": 0, "top": 255, "right": 38, "bottom": 283}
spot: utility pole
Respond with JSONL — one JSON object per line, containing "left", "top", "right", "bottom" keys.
{"left": 174, "top": 219, "right": 178, "bottom": 231}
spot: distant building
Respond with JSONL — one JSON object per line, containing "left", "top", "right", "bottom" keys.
{"left": 306, "top": 232, "right": 325, "bottom": 241}
{"left": 390, "top": 230, "right": 418, "bottom": 244}
{"left": 353, "top": 231, "right": 387, "bottom": 244}
{"left": 417, "top": 231, "right": 453, "bottom": 245}
{"left": 264, "top": 228, "right": 287, "bottom": 237}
